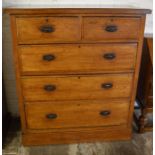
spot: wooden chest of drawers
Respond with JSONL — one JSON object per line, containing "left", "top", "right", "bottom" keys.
{"left": 6, "top": 8, "right": 150, "bottom": 145}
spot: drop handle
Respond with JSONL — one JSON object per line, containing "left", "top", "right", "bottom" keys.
{"left": 40, "top": 25, "right": 55, "bottom": 33}
{"left": 105, "top": 25, "right": 118, "bottom": 32}
{"left": 44, "top": 85, "right": 56, "bottom": 91}
{"left": 43, "top": 54, "right": 55, "bottom": 61}
{"left": 103, "top": 53, "right": 116, "bottom": 60}
{"left": 46, "top": 113, "right": 57, "bottom": 119}
{"left": 100, "top": 111, "right": 111, "bottom": 116}
{"left": 101, "top": 83, "right": 113, "bottom": 89}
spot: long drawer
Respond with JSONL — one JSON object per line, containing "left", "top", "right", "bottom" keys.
{"left": 25, "top": 99, "right": 129, "bottom": 129}
{"left": 83, "top": 17, "right": 141, "bottom": 41}
{"left": 16, "top": 17, "right": 81, "bottom": 44}
{"left": 19, "top": 44, "right": 137, "bottom": 75}
{"left": 22, "top": 74, "right": 133, "bottom": 101}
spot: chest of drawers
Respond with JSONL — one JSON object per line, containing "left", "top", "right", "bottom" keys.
{"left": 6, "top": 8, "right": 150, "bottom": 145}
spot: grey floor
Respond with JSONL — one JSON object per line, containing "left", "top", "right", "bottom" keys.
{"left": 3, "top": 118, "right": 153, "bottom": 155}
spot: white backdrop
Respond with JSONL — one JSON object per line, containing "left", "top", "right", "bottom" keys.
{"left": 2, "top": 0, "right": 153, "bottom": 8}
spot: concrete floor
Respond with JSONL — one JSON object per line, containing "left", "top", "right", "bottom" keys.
{"left": 2, "top": 118, "right": 153, "bottom": 155}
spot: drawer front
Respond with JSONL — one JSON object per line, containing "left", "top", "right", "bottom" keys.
{"left": 16, "top": 17, "right": 81, "bottom": 44}
{"left": 19, "top": 44, "right": 137, "bottom": 75}
{"left": 22, "top": 74, "right": 132, "bottom": 101}
{"left": 25, "top": 99, "right": 129, "bottom": 129}
{"left": 83, "top": 17, "right": 141, "bottom": 41}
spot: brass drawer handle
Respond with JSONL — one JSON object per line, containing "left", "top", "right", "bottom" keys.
{"left": 103, "top": 53, "right": 116, "bottom": 60}
{"left": 43, "top": 54, "right": 55, "bottom": 61}
{"left": 44, "top": 85, "right": 56, "bottom": 91}
{"left": 101, "top": 83, "right": 113, "bottom": 89}
{"left": 46, "top": 113, "right": 57, "bottom": 119}
{"left": 105, "top": 25, "right": 118, "bottom": 32}
{"left": 100, "top": 110, "right": 111, "bottom": 116}
{"left": 40, "top": 25, "right": 55, "bottom": 33}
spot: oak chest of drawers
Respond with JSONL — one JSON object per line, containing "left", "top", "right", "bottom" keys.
{"left": 6, "top": 8, "right": 150, "bottom": 145}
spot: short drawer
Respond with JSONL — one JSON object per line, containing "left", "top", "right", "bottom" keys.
{"left": 16, "top": 17, "right": 81, "bottom": 44}
{"left": 25, "top": 99, "right": 129, "bottom": 129}
{"left": 19, "top": 44, "right": 137, "bottom": 75}
{"left": 22, "top": 74, "right": 132, "bottom": 101}
{"left": 83, "top": 17, "right": 141, "bottom": 41}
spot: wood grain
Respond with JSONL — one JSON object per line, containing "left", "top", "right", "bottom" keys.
{"left": 21, "top": 74, "right": 133, "bottom": 101}
{"left": 83, "top": 17, "right": 141, "bottom": 41}
{"left": 4, "top": 8, "right": 151, "bottom": 15}
{"left": 6, "top": 8, "right": 149, "bottom": 145}
{"left": 25, "top": 99, "right": 129, "bottom": 129}
{"left": 19, "top": 43, "right": 137, "bottom": 75}
{"left": 16, "top": 17, "right": 81, "bottom": 44}
{"left": 22, "top": 127, "right": 131, "bottom": 146}
{"left": 147, "top": 38, "right": 153, "bottom": 64}
{"left": 127, "top": 16, "right": 146, "bottom": 128}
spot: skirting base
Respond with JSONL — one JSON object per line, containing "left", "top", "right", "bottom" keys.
{"left": 22, "top": 126, "right": 132, "bottom": 146}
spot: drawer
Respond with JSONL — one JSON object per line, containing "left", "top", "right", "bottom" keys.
{"left": 19, "top": 44, "right": 137, "bottom": 75}
{"left": 22, "top": 74, "right": 132, "bottom": 101}
{"left": 16, "top": 17, "right": 81, "bottom": 44}
{"left": 83, "top": 17, "right": 141, "bottom": 41}
{"left": 25, "top": 99, "right": 129, "bottom": 129}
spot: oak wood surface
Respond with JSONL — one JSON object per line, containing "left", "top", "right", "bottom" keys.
{"left": 22, "top": 74, "right": 133, "bottom": 101}
{"left": 83, "top": 17, "right": 141, "bottom": 41}
{"left": 19, "top": 43, "right": 137, "bottom": 75}
{"left": 7, "top": 8, "right": 149, "bottom": 145}
{"left": 22, "top": 127, "right": 131, "bottom": 146}
{"left": 127, "top": 15, "right": 146, "bottom": 128}
{"left": 16, "top": 17, "right": 81, "bottom": 44}
{"left": 15, "top": 16, "right": 143, "bottom": 44}
{"left": 4, "top": 8, "right": 151, "bottom": 15}
{"left": 147, "top": 38, "right": 153, "bottom": 64}
{"left": 25, "top": 99, "right": 129, "bottom": 129}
